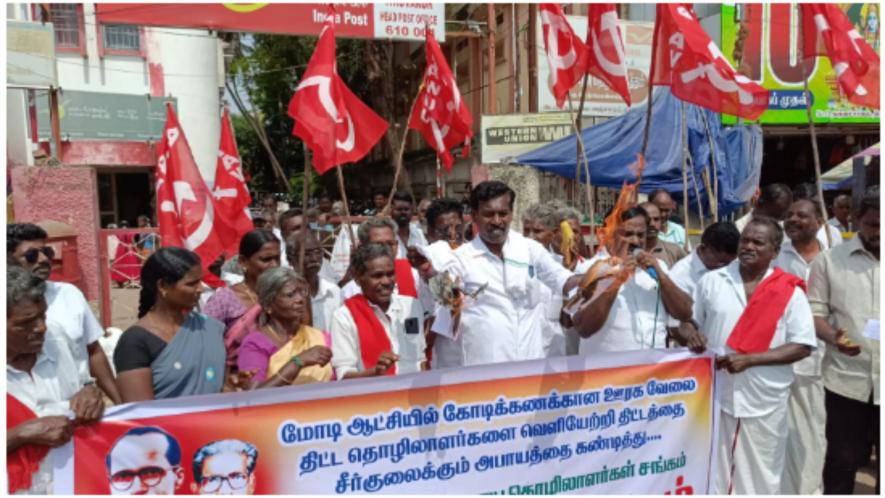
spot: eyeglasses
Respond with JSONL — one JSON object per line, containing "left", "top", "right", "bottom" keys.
{"left": 22, "top": 246, "right": 54, "bottom": 264}
{"left": 200, "top": 472, "right": 249, "bottom": 493}
{"left": 108, "top": 466, "right": 175, "bottom": 491}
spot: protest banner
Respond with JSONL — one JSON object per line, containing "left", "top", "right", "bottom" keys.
{"left": 53, "top": 349, "right": 718, "bottom": 494}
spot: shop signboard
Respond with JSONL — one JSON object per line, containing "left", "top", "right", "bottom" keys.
{"left": 720, "top": 3, "right": 879, "bottom": 124}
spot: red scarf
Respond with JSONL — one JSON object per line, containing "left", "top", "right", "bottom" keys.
{"left": 344, "top": 295, "right": 396, "bottom": 376}
{"left": 7, "top": 394, "right": 50, "bottom": 493}
{"left": 727, "top": 268, "right": 807, "bottom": 354}
{"left": 394, "top": 259, "right": 417, "bottom": 297}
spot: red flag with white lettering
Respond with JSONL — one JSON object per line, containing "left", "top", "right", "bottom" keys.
{"left": 585, "top": 4, "right": 631, "bottom": 106}
{"left": 650, "top": 4, "right": 769, "bottom": 120}
{"left": 156, "top": 103, "right": 225, "bottom": 286}
{"left": 213, "top": 108, "right": 253, "bottom": 255}
{"left": 408, "top": 30, "right": 473, "bottom": 172}
{"left": 287, "top": 6, "right": 389, "bottom": 175}
{"left": 540, "top": 4, "right": 587, "bottom": 108}
{"left": 801, "top": 4, "right": 880, "bottom": 109}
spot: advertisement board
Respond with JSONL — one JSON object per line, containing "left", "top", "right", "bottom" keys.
{"left": 7, "top": 20, "right": 57, "bottom": 88}
{"left": 720, "top": 3, "right": 879, "bottom": 124}
{"left": 54, "top": 349, "right": 718, "bottom": 495}
{"left": 536, "top": 16, "right": 654, "bottom": 117}
{"left": 95, "top": 3, "right": 445, "bottom": 42}
{"left": 481, "top": 113, "right": 574, "bottom": 164}
{"left": 36, "top": 90, "right": 176, "bottom": 141}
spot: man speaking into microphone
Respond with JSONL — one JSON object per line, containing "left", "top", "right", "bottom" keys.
{"left": 572, "top": 206, "right": 692, "bottom": 355}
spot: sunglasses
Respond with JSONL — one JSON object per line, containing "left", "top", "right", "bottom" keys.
{"left": 22, "top": 246, "right": 54, "bottom": 265}
{"left": 108, "top": 466, "right": 175, "bottom": 491}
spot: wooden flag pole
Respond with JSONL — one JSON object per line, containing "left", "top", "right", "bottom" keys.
{"left": 798, "top": 6, "right": 832, "bottom": 248}
{"left": 566, "top": 97, "right": 596, "bottom": 249}
{"left": 384, "top": 83, "right": 424, "bottom": 216}
{"left": 335, "top": 166, "right": 357, "bottom": 249}
{"left": 298, "top": 143, "right": 312, "bottom": 275}
{"left": 700, "top": 111, "right": 720, "bottom": 222}
{"left": 680, "top": 102, "right": 691, "bottom": 252}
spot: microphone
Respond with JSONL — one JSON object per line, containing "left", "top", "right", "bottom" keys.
{"left": 632, "top": 248, "right": 658, "bottom": 280}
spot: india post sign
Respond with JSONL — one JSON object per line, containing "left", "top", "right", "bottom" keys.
{"left": 721, "top": 3, "right": 879, "bottom": 124}
{"left": 53, "top": 350, "right": 717, "bottom": 494}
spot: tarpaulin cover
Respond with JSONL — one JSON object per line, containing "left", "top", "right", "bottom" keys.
{"left": 515, "top": 88, "right": 763, "bottom": 218}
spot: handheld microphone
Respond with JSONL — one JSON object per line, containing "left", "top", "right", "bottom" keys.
{"left": 632, "top": 248, "right": 658, "bottom": 280}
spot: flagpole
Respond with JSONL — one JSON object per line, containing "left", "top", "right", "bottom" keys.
{"left": 299, "top": 143, "right": 311, "bottom": 275}
{"left": 385, "top": 83, "right": 424, "bottom": 215}
{"left": 798, "top": 6, "right": 832, "bottom": 248}
{"left": 435, "top": 156, "right": 443, "bottom": 198}
{"left": 680, "top": 102, "right": 691, "bottom": 252}
{"left": 565, "top": 97, "right": 596, "bottom": 251}
{"left": 700, "top": 111, "right": 720, "bottom": 222}
{"left": 335, "top": 166, "right": 356, "bottom": 249}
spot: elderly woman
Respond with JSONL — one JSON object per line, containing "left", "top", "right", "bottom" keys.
{"left": 7, "top": 266, "right": 104, "bottom": 493}
{"left": 114, "top": 248, "right": 226, "bottom": 402}
{"left": 204, "top": 229, "right": 281, "bottom": 369}
{"left": 331, "top": 243, "right": 426, "bottom": 379}
{"left": 237, "top": 267, "right": 332, "bottom": 388}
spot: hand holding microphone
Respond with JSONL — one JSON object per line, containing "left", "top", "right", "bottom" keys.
{"left": 631, "top": 248, "right": 659, "bottom": 281}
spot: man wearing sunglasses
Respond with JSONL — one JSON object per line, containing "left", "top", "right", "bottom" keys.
{"left": 7, "top": 223, "right": 121, "bottom": 404}
{"left": 106, "top": 426, "right": 184, "bottom": 495}
{"left": 191, "top": 439, "right": 259, "bottom": 495}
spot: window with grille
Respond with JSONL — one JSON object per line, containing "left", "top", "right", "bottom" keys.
{"left": 102, "top": 24, "right": 140, "bottom": 52}
{"left": 46, "top": 4, "right": 81, "bottom": 49}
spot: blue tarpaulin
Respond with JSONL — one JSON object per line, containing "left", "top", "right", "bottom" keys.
{"left": 515, "top": 88, "right": 763, "bottom": 218}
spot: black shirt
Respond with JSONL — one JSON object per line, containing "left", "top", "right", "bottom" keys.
{"left": 113, "top": 326, "right": 167, "bottom": 374}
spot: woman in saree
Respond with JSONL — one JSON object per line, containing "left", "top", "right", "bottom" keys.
{"left": 237, "top": 267, "right": 333, "bottom": 388}
{"left": 113, "top": 248, "right": 226, "bottom": 401}
{"left": 204, "top": 229, "right": 281, "bottom": 369}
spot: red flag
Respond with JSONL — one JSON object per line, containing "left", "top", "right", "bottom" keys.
{"left": 585, "top": 4, "right": 631, "bottom": 106}
{"left": 155, "top": 103, "right": 226, "bottom": 285}
{"left": 408, "top": 30, "right": 473, "bottom": 172}
{"left": 650, "top": 4, "right": 769, "bottom": 120}
{"left": 540, "top": 4, "right": 587, "bottom": 108}
{"left": 287, "top": 6, "right": 389, "bottom": 175}
{"left": 801, "top": 4, "right": 880, "bottom": 110}
{"left": 212, "top": 108, "right": 253, "bottom": 255}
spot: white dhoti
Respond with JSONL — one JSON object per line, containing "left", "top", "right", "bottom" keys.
{"left": 782, "top": 374, "right": 826, "bottom": 494}
{"left": 716, "top": 404, "right": 788, "bottom": 495}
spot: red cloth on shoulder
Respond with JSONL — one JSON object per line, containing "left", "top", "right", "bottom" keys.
{"left": 394, "top": 259, "right": 417, "bottom": 297}
{"left": 727, "top": 268, "right": 807, "bottom": 354}
{"left": 7, "top": 394, "right": 50, "bottom": 494}
{"left": 344, "top": 295, "right": 396, "bottom": 376}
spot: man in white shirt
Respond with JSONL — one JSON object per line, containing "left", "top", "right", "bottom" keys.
{"left": 414, "top": 197, "right": 466, "bottom": 370}
{"left": 734, "top": 183, "right": 793, "bottom": 233}
{"left": 828, "top": 193, "right": 853, "bottom": 233}
{"left": 339, "top": 218, "right": 433, "bottom": 314}
{"left": 572, "top": 206, "right": 693, "bottom": 354}
{"left": 689, "top": 217, "right": 816, "bottom": 495}
{"left": 432, "top": 181, "right": 582, "bottom": 366}
{"left": 286, "top": 231, "right": 341, "bottom": 333}
{"left": 7, "top": 266, "right": 104, "bottom": 494}
{"left": 808, "top": 186, "right": 879, "bottom": 494}
{"left": 650, "top": 189, "right": 688, "bottom": 248}
{"left": 278, "top": 208, "right": 337, "bottom": 282}
{"left": 773, "top": 199, "right": 827, "bottom": 494}
{"left": 331, "top": 243, "right": 425, "bottom": 378}
{"left": 523, "top": 203, "right": 566, "bottom": 358}
{"left": 8, "top": 223, "right": 121, "bottom": 404}
{"left": 390, "top": 191, "right": 428, "bottom": 258}
{"left": 668, "top": 221, "right": 740, "bottom": 350}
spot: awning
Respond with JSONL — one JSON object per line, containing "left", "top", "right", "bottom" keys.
{"left": 821, "top": 143, "right": 880, "bottom": 190}
{"left": 515, "top": 88, "right": 764, "bottom": 218}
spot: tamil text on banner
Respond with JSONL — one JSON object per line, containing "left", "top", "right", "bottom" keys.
{"left": 94, "top": 3, "right": 445, "bottom": 42}
{"left": 721, "top": 3, "right": 880, "bottom": 124}
{"left": 536, "top": 16, "right": 654, "bottom": 116}
{"left": 54, "top": 349, "right": 717, "bottom": 494}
